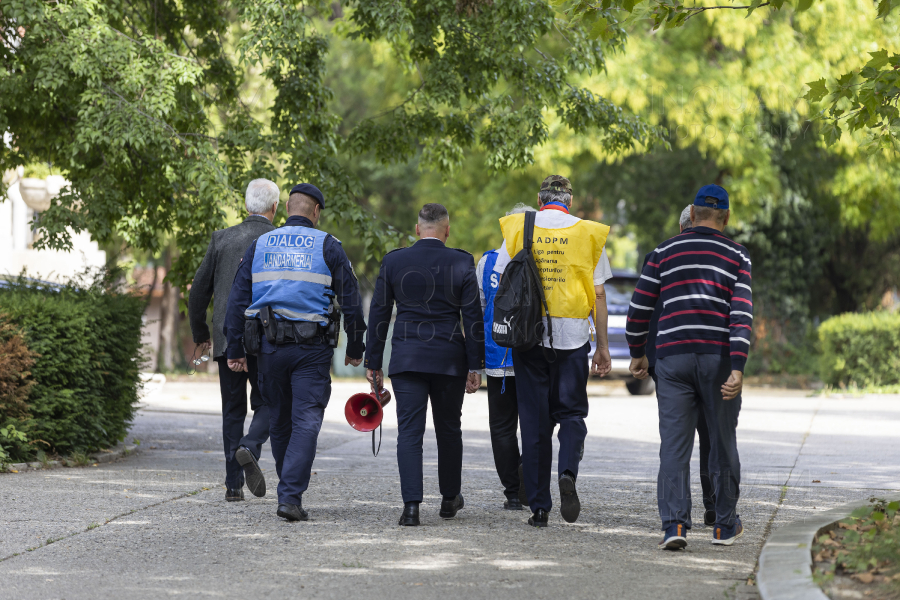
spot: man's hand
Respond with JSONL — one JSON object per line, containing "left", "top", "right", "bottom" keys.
{"left": 345, "top": 355, "right": 362, "bottom": 367}
{"left": 721, "top": 370, "right": 743, "bottom": 401}
{"left": 591, "top": 347, "right": 612, "bottom": 377}
{"left": 228, "top": 358, "right": 247, "bottom": 372}
{"left": 198, "top": 340, "right": 211, "bottom": 354}
{"left": 366, "top": 368, "right": 384, "bottom": 392}
{"left": 629, "top": 356, "right": 649, "bottom": 380}
{"left": 466, "top": 372, "right": 482, "bottom": 393}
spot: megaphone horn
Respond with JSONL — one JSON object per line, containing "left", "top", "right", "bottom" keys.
{"left": 344, "top": 389, "right": 390, "bottom": 433}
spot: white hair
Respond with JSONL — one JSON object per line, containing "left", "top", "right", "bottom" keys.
{"left": 245, "top": 179, "right": 279, "bottom": 214}
{"left": 506, "top": 203, "right": 537, "bottom": 216}
{"left": 679, "top": 205, "right": 692, "bottom": 230}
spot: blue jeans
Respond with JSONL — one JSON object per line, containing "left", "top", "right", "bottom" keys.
{"left": 216, "top": 355, "right": 269, "bottom": 489}
{"left": 258, "top": 340, "right": 333, "bottom": 505}
{"left": 655, "top": 353, "right": 741, "bottom": 530}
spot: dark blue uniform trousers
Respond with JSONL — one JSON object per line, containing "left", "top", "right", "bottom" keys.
{"left": 512, "top": 341, "right": 590, "bottom": 513}
{"left": 215, "top": 355, "right": 270, "bottom": 490}
{"left": 655, "top": 353, "right": 741, "bottom": 530}
{"left": 390, "top": 372, "right": 466, "bottom": 503}
{"left": 258, "top": 341, "right": 333, "bottom": 506}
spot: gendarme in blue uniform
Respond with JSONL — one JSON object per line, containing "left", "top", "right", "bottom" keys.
{"left": 246, "top": 227, "right": 332, "bottom": 324}
{"left": 225, "top": 214, "right": 366, "bottom": 510}
{"left": 482, "top": 250, "right": 513, "bottom": 371}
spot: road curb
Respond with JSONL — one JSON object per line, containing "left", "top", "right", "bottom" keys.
{"left": 2, "top": 444, "right": 140, "bottom": 473}
{"left": 757, "top": 499, "right": 873, "bottom": 600}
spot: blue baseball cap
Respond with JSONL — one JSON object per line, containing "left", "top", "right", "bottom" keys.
{"left": 289, "top": 183, "right": 325, "bottom": 208}
{"left": 694, "top": 184, "right": 729, "bottom": 209}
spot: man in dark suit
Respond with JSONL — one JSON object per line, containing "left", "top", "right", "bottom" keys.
{"left": 188, "top": 179, "right": 277, "bottom": 502}
{"left": 365, "top": 203, "right": 485, "bottom": 526}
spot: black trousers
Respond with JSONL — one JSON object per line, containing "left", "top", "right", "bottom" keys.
{"left": 651, "top": 365, "right": 715, "bottom": 512}
{"left": 215, "top": 355, "right": 270, "bottom": 489}
{"left": 391, "top": 372, "right": 466, "bottom": 503}
{"left": 486, "top": 375, "right": 521, "bottom": 500}
{"left": 512, "top": 342, "right": 590, "bottom": 513}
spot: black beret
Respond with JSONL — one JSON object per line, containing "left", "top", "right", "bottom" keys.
{"left": 289, "top": 183, "right": 325, "bottom": 208}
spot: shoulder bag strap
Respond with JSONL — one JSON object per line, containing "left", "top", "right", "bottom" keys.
{"left": 524, "top": 212, "right": 553, "bottom": 349}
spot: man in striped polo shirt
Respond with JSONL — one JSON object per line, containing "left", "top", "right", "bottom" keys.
{"left": 626, "top": 184, "right": 752, "bottom": 550}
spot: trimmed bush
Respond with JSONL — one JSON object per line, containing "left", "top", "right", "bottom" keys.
{"left": 819, "top": 311, "right": 900, "bottom": 389}
{"left": 0, "top": 318, "right": 37, "bottom": 462}
{"left": 0, "top": 269, "right": 145, "bottom": 461}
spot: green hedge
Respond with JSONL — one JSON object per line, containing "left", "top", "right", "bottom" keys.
{"left": 819, "top": 311, "right": 900, "bottom": 389}
{"left": 0, "top": 269, "right": 145, "bottom": 462}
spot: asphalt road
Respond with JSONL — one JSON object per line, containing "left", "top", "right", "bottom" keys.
{"left": 1, "top": 378, "right": 898, "bottom": 600}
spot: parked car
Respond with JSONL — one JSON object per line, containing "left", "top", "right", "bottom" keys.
{"left": 589, "top": 270, "right": 655, "bottom": 396}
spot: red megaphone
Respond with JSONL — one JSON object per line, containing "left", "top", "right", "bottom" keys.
{"left": 344, "top": 388, "right": 392, "bottom": 433}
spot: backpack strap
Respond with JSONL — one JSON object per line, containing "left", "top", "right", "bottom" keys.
{"left": 523, "top": 212, "right": 553, "bottom": 349}
{"left": 524, "top": 211, "right": 535, "bottom": 250}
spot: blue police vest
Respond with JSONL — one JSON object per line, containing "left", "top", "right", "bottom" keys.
{"left": 482, "top": 250, "right": 514, "bottom": 370}
{"left": 245, "top": 226, "right": 333, "bottom": 324}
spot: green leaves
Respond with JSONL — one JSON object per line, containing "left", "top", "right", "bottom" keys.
{"left": 807, "top": 48, "right": 900, "bottom": 153}
{"left": 804, "top": 79, "right": 829, "bottom": 104}
{"left": 2, "top": 0, "right": 658, "bottom": 286}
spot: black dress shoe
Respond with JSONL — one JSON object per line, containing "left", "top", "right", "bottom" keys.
{"left": 276, "top": 503, "right": 308, "bottom": 522}
{"left": 528, "top": 509, "right": 549, "bottom": 527}
{"left": 504, "top": 497, "right": 523, "bottom": 511}
{"left": 235, "top": 446, "right": 266, "bottom": 498}
{"left": 399, "top": 503, "right": 420, "bottom": 526}
{"left": 704, "top": 509, "right": 716, "bottom": 526}
{"left": 225, "top": 487, "right": 244, "bottom": 502}
{"left": 517, "top": 464, "right": 528, "bottom": 506}
{"left": 439, "top": 494, "right": 465, "bottom": 519}
{"left": 558, "top": 473, "right": 580, "bottom": 523}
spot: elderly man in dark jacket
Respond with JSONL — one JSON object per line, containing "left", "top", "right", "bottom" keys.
{"left": 188, "top": 179, "right": 278, "bottom": 502}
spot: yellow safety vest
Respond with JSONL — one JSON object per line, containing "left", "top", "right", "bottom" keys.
{"left": 499, "top": 212, "right": 610, "bottom": 319}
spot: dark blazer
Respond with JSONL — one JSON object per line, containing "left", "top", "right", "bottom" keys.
{"left": 189, "top": 215, "right": 275, "bottom": 358}
{"left": 364, "top": 238, "right": 485, "bottom": 378}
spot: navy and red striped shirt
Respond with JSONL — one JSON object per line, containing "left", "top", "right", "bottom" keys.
{"left": 626, "top": 226, "right": 753, "bottom": 372}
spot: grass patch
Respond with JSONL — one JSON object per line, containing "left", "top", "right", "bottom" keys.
{"left": 813, "top": 498, "right": 900, "bottom": 598}
{"left": 64, "top": 451, "right": 92, "bottom": 467}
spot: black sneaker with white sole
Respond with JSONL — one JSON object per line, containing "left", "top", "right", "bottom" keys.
{"left": 235, "top": 446, "right": 266, "bottom": 498}
{"left": 558, "top": 473, "right": 580, "bottom": 523}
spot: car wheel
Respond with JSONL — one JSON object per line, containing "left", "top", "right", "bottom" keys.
{"left": 625, "top": 377, "right": 655, "bottom": 396}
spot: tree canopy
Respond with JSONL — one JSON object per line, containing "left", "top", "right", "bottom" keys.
{"left": 0, "top": 0, "right": 663, "bottom": 288}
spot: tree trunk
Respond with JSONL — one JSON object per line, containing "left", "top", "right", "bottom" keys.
{"left": 158, "top": 249, "right": 178, "bottom": 372}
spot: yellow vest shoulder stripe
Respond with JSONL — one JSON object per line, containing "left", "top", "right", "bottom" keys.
{"left": 499, "top": 213, "right": 610, "bottom": 319}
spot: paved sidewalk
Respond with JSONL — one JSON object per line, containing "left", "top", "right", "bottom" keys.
{"left": 1, "top": 379, "right": 898, "bottom": 599}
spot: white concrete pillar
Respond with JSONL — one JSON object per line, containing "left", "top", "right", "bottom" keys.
{"left": 9, "top": 181, "right": 28, "bottom": 251}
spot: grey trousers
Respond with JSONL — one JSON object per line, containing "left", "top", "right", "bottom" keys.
{"left": 655, "top": 353, "right": 741, "bottom": 530}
